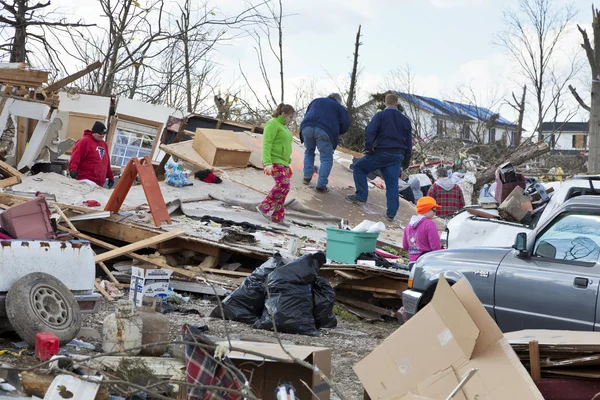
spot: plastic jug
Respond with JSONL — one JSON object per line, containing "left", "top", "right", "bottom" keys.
{"left": 102, "top": 300, "right": 142, "bottom": 355}
{"left": 139, "top": 297, "right": 169, "bottom": 356}
{"left": 35, "top": 332, "right": 59, "bottom": 361}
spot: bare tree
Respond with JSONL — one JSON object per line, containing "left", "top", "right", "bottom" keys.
{"left": 496, "top": 0, "right": 579, "bottom": 141}
{"left": 339, "top": 24, "right": 363, "bottom": 151}
{"left": 238, "top": 0, "right": 286, "bottom": 119}
{"left": 573, "top": 7, "right": 600, "bottom": 173}
{"left": 507, "top": 84, "right": 527, "bottom": 146}
{"left": 0, "top": 0, "right": 93, "bottom": 72}
{"left": 454, "top": 83, "right": 506, "bottom": 145}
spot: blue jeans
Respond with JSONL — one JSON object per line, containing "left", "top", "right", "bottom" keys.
{"left": 302, "top": 126, "right": 334, "bottom": 188}
{"left": 352, "top": 152, "right": 404, "bottom": 218}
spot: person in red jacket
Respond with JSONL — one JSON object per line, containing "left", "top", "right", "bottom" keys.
{"left": 68, "top": 121, "right": 115, "bottom": 188}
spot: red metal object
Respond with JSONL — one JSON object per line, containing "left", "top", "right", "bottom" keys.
{"left": 35, "top": 332, "right": 59, "bottom": 362}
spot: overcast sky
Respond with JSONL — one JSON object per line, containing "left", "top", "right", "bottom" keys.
{"left": 47, "top": 0, "right": 595, "bottom": 128}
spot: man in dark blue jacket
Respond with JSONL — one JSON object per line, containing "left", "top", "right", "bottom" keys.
{"left": 346, "top": 93, "right": 412, "bottom": 221}
{"left": 300, "top": 93, "right": 350, "bottom": 193}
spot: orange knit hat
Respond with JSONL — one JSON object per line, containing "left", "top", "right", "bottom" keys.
{"left": 416, "top": 196, "right": 441, "bottom": 214}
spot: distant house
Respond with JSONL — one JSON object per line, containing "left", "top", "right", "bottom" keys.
{"left": 539, "top": 122, "right": 588, "bottom": 154}
{"left": 358, "top": 91, "right": 519, "bottom": 146}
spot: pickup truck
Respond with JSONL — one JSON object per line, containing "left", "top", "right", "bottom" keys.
{"left": 403, "top": 195, "right": 600, "bottom": 332}
{"left": 445, "top": 176, "right": 600, "bottom": 249}
{"left": 0, "top": 240, "right": 100, "bottom": 345}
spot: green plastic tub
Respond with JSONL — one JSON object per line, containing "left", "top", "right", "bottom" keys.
{"left": 325, "top": 227, "right": 380, "bottom": 264}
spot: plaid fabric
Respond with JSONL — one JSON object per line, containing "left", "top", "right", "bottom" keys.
{"left": 428, "top": 183, "right": 465, "bottom": 217}
{"left": 183, "top": 324, "right": 252, "bottom": 400}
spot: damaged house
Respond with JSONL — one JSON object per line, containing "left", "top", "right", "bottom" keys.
{"left": 359, "top": 91, "right": 519, "bottom": 146}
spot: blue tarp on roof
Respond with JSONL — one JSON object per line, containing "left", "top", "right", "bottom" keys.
{"left": 394, "top": 91, "right": 516, "bottom": 127}
{"left": 446, "top": 101, "right": 514, "bottom": 126}
{"left": 395, "top": 92, "right": 454, "bottom": 117}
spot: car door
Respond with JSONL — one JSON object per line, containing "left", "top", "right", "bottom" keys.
{"left": 495, "top": 211, "right": 600, "bottom": 332}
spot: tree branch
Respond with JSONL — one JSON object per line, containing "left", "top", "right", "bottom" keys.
{"left": 568, "top": 84, "right": 591, "bottom": 111}
{"left": 578, "top": 24, "right": 598, "bottom": 73}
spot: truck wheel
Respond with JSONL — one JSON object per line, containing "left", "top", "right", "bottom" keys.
{"left": 6, "top": 273, "right": 82, "bottom": 346}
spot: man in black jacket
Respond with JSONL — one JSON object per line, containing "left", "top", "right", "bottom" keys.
{"left": 346, "top": 93, "right": 412, "bottom": 221}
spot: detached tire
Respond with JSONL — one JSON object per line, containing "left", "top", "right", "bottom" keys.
{"left": 6, "top": 273, "right": 81, "bottom": 346}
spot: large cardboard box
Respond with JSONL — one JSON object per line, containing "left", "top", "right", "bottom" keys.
{"left": 217, "top": 340, "right": 331, "bottom": 400}
{"left": 129, "top": 265, "right": 172, "bottom": 307}
{"left": 354, "top": 277, "right": 544, "bottom": 400}
{"left": 192, "top": 128, "right": 251, "bottom": 167}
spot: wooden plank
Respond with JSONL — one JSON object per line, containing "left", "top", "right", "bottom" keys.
{"left": 60, "top": 226, "right": 197, "bottom": 279}
{"left": 338, "top": 303, "right": 382, "bottom": 321}
{"left": 98, "top": 261, "right": 119, "bottom": 284}
{"left": 199, "top": 255, "right": 220, "bottom": 269}
{"left": 95, "top": 280, "right": 114, "bottom": 301}
{"left": 16, "top": 116, "right": 28, "bottom": 163}
{"left": 0, "top": 176, "right": 20, "bottom": 188}
{"left": 529, "top": 340, "right": 542, "bottom": 380}
{"left": 198, "top": 268, "right": 250, "bottom": 278}
{"left": 53, "top": 204, "right": 78, "bottom": 232}
{"left": 94, "top": 229, "right": 184, "bottom": 263}
{"left": 337, "top": 284, "right": 403, "bottom": 296}
{"left": 44, "top": 61, "right": 102, "bottom": 93}
{"left": 0, "top": 69, "right": 49, "bottom": 83}
{"left": 0, "top": 159, "right": 24, "bottom": 178}
{"left": 334, "top": 269, "right": 369, "bottom": 280}
{"left": 74, "top": 219, "right": 229, "bottom": 258}
{"left": 336, "top": 295, "right": 397, "bottom": 318}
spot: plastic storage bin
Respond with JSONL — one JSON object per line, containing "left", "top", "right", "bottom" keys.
{"left": 0, "top": 197, "right": 55, "bottom": 239}
{"left": 326, "top": 227, "right": 380, "bottom": 264}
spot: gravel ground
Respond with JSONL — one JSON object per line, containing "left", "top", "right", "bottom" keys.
{"left": 0, "top": 297, "right": 400, "bottom": 399}
{"left": 86, "top": 297, "right": 400, "bottom": 399}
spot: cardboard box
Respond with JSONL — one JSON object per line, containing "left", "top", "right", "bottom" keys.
{"left": 354, "top": 277, "right": 544, "bottom": 400}
{"left": 129, "top": 265, "right": 172, "bottom": 307}
{"left": 498, "top": 186, "right": 533, "bottom": 222}
{"left": 192, "top": 128, "right": 251, "bottom": 167}
{"left": 217, "top": 340, "right": 331, "bottom": 400}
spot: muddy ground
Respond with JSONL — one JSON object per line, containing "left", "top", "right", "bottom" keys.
{"left": 0, "top": 297, "right": 400, "bottom": 400}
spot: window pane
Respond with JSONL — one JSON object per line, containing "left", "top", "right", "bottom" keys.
{"left": 534, "top": 213, "right": 600, "bottom": 263}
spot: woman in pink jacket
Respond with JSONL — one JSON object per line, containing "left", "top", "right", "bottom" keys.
{"left": 402, "top": 196, "right": 442, "bottom": 262}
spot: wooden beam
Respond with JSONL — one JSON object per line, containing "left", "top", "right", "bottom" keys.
{"left": 44, "top": 61, "right": 102, "bottom": 94}
{"left": 60, "top": 227, "right": 197, "bottom": 279}
{"left": 197, "top": 268, "right": 250, "bottom": 278}
{"left": 74, "top": 219, "right": 230, "bottom": 258}
{"left": 53, "top": 204, "right": 78, "bottom": 232}
{"left": 94, "top": 229, "right": 184, "bottom": 263}
{"left": 0, "top": 159, "right": 24, "bottom": 178}
{"left": 198, "top": 255, "right": 219, "bottom": 269}
{"left": 0, "top": 176, "right": 20, "bottom": 188}
{"left": 98, "top": 260, "right": 119, "bottom": 284}
{"left": 95, "top": 280, "right": 114, "bottom": 301}
{"left": 0, "top": 69, "right": 49, "bottom": 83}
{"left": 16, "top": 116, "right": 28, "bottom": 164}
{"left": 529, "top": 340, "right": 542, "bottom": 381}
{"left": 336, "top": 295, "right": 397, "bottom": 318}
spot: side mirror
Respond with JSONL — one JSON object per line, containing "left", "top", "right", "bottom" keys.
{"left": 513, "top": 232, "right": 529, "bottom": 258}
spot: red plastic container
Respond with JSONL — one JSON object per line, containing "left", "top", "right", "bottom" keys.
{"left": 0, "top": 197, "right": 55, "bottom": 239}
{"left": 35, "top": 332, "right": 59, "bottom": 362}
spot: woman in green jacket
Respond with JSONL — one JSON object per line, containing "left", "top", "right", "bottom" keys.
{"left": 257, "top": 103, "right": 296, "bottom": 227}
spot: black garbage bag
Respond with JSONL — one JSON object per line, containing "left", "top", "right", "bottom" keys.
{"left": 209, "top": 253, "right": 285, "bottom": 323}
{"left": 253, "top": 252, "right": 326, "bottom": 336}
{"left": 313, "top": 276, "right": 337, "bottom": 329}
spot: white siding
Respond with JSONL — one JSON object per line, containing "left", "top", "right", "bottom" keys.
{"left": 543, "top": 131, "right": 588, "bottom": 150}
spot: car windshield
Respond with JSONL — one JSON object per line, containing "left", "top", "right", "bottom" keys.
{"left": 534, "top": 213, "right": 600, "bottom": 263}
